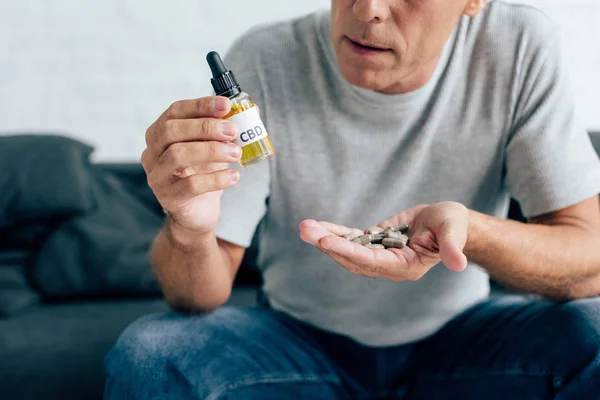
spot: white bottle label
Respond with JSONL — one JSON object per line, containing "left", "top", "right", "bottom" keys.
{"left": 226, "top": 107, "right": 269, "bottom": 148}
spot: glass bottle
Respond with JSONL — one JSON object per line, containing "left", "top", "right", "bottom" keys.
{"left": 207, "top": 51, "right": 275, "bottom": 167}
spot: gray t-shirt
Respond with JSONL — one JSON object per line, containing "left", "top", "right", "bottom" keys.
{"left": 214, "top": 0, "right": 600, "bottom": 346}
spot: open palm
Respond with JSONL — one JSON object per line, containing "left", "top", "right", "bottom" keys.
{"left": 298, "top": 202, "right": 469, "bottom": 281}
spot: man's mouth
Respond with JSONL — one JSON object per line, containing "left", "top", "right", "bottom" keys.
{"left": 345, "top": 36, "right": 392, "bottom": 55}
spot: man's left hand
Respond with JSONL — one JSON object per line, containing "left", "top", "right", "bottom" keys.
{"left": 298, "top": 202, "right": 470, "bottom": 281}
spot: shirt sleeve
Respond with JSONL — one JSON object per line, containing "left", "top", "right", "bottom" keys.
{"left": 505, "top": 31, "right": 600, "bottom": 218}
{"left": 213, "top": 32, "right": 272, "bottom": 248}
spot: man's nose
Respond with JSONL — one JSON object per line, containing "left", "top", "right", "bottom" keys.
{"left": 352, "top": 0, "right": 389, "bottom": 24}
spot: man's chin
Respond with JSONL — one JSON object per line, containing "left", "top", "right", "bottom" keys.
{"left": 338, "top": 66, "right": 387, "bottom": 92}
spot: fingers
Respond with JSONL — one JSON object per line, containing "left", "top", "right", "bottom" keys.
{"left": 174, "top": 162, "right": 230, "bottom": 178}
{"left": 299, "top": 225, "right": 402, "bottom": 279}
{"left": 143, "top": 96, "right": 236, "bottom": 173}
{"left": 318, "top": 235, "right": 413, "bottom": 280}
{"left": 310, "top": 229, "right": 430, "bottom": 281}
{"left": 151, "top": 167, "right": 240, "bottom": 206}
{"left": 298, "top": 218, "right": 435, "bottom": 281}
{"left": 319, "top": 234, "right": 388, "bottom": 264}
{"left": 162, "top": 96, "right": 232, "bottom": 121}
{"left": 437, "top": 218, "right": 468, "bottom": 272}
{"left": 149, "top": 118, "right": 238, "bottom": 161}
{"left": 298, "top": 219, "right": 320, "bottom": 230}
{"left": 299, "top": 223, "right": 333, "bottom": 246}
{"left": 155, "top": 141, "right": 242, "bottom": 177}
{"left": 439, "top": 243, "right": 467, "bottom": 272}
{"left": 298, "top": 220, "right": 407, "bottom": 277}
{"left": 317, "top": 221, "right": 363, "bottom": 237}
{"left": 378, "top": 204, "right": 429, "bottom": 232}
{"left": 140, "top": 96, "right": 243, "bottom": 221}
{"left": 298, "top": 220, "right": 362, "bottom": 239}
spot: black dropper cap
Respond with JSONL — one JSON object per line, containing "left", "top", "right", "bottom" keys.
{"left": 207, "top": 51, "right": 241, "bottom": 98}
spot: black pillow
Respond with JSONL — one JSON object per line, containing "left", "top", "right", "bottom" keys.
{"left": 0, "top": 134, "right": 96, "bottom": 230}
{"left": 32, "top": 170, "right": 163, "bottom": 299}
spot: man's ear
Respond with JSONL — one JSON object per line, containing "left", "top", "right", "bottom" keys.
{"left": 463, "top": 0, "right": 488, "bottom": 17}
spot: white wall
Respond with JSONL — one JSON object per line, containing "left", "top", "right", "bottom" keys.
{"left": 0, "top": 0, "right": 330, "bottom": 161}
{"left": 510, "top": 0, "right": 600, "bottom": 133}
{"left": 0, "top": 0, "right": 598, "bottom": 161}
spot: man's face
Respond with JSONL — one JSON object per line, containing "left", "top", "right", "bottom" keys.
{"left": 331, "top": 0, "right": 483, "bottom": 94}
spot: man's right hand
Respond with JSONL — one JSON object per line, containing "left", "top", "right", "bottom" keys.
{"left": 142, "top": 96, "right": 242, "bottom": 234}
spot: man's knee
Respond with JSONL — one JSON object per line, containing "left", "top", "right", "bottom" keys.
{"left": 104, "top": 312, "right": 192, "bottom": 379}
{"left": 104, "top": 307, "right": 276, "bottom": 398}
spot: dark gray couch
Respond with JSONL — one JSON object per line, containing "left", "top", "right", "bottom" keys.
{"left": 1, "top": 133, "right": 598, "bottom": 400}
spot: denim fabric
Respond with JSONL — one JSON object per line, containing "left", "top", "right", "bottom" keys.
{"left": 104, "top": 296, "right": 600, "bottom": 399}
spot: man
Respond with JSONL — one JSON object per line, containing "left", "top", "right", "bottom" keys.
{"left": 105, "top": 0, "right": 600, "bottom": 398}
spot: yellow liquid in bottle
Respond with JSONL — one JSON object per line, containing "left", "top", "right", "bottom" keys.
{"left": 224, "top": 93, "right": 275, "bottom": 167}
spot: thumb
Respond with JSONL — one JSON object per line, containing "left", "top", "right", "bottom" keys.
{"left": 437, "top": 218, "right": 468, "bottom": 272}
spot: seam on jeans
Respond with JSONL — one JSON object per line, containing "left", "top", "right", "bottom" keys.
{"left": 206, "top": 374, "right": 341, "bottom": 400}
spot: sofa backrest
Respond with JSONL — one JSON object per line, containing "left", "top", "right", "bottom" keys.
{"left": 590, "top": 132, "right": 600, "bottom": 156}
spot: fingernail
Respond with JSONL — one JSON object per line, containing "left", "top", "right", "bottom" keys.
{"left": 227, "top": 144, "right": 242, "bottom": 159}
{"left": 228, "top": 169, "right": 239, "bottom": 183}
{"left": 182, "top": 167, "right": 196, "bottom": 177}
{"left": 218, "top": 121, "right": 237, "bottom": 137}
{"left": 211, "top": 98, "right": 229, "bottom": 112}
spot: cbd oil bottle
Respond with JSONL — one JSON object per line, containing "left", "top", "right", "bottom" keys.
{"left": 206, "top": 51, "right": 275, "bottom": 167}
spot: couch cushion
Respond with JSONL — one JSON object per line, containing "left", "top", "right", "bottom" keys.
{"left": 0, "top": 251, "right": 40, "bottom": 317}
{"left": 0, "top": 289, "right": 258, "bottom": 400}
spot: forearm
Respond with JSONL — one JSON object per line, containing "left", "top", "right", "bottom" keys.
{"left": 151, "top": 217, "right": 236, "bottom": 311}
{"left": 465, "top": 210, "right": 600, "bottom": 300}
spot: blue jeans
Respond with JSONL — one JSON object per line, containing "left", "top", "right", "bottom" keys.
{"left": 104, "top": 296, "right": 600, "bottom": 399}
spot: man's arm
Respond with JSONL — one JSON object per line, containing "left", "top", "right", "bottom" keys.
{"left": 152, "top": 217, "right": 246, "bottom": 312}
{"left": 465, "top": 195, "right": 600, "bottom": 300}
{"left": 299, "top": 196, "right": 600, "bottom": 298}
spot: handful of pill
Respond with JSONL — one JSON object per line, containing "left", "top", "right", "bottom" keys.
{"left": 343, "top": 225, "right": 410, "bottom": 249}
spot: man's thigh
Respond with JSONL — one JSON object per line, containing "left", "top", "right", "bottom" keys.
{"left": 396, "top": 296, "right": 600, "bottom": 400}
{"left": 103, "top": 306, "right": 352, "bottom": 400}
